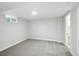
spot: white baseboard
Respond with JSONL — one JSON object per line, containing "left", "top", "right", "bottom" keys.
{"left": 65, "top": 45, "right": 76, "bottom": 56}
{"left": 69, "top": 49, "right": 76, "bottom": 56}
{"left": 0, "top": 38, "right": 27, "bottom": 52}
{"left": 28, "top": 36, "right": 64, "bottom": 44}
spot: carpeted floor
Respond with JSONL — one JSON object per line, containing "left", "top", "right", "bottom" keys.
{"left": 0, "top": 39, "right": 72, "bottom": 56}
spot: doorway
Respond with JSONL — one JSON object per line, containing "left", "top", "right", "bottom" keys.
{"left": 65, "top": 13, "right": 71, "bottom": 49}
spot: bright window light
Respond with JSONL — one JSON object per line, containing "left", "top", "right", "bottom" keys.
{"left": 32, "top": 11, "right": 37, "bottom": 15}
{"left": 5, "top": 15, "right": 18, "bottom": 23}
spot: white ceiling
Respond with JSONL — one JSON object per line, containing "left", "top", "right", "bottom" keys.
{"left": 0, "top": 2, "right": 78, "bottom": 20}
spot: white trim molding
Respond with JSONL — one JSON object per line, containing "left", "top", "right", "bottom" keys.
{"left": 0, "top": 38, "right": 27, "bottom": 52}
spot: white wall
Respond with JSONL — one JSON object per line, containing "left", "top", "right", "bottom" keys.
{"left": 70, "top": 5, "right": 79, "bottom": 56}
{"left": 28, "top": 17, "right": 65, "bottom": 43}
{"left": 0, "top": 15, "right": 28, "bottom": 51}
{"left": 70, "top": 8, "right": 77, "bottom": 55}
{"left": 76, "top": 5, "right": 79, "bottom": 56}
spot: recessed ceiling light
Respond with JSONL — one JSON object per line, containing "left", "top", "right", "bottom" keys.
{"left": 32, "top": 11, "right": 37, "bottom": 15}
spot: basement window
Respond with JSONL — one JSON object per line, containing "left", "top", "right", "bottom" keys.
{"left": 5, "top": 15, "right": 18, "bottom": 23}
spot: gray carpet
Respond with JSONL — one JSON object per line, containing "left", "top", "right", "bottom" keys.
{"left": 0, "top": 39, "right": 72, "bottom": 56}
